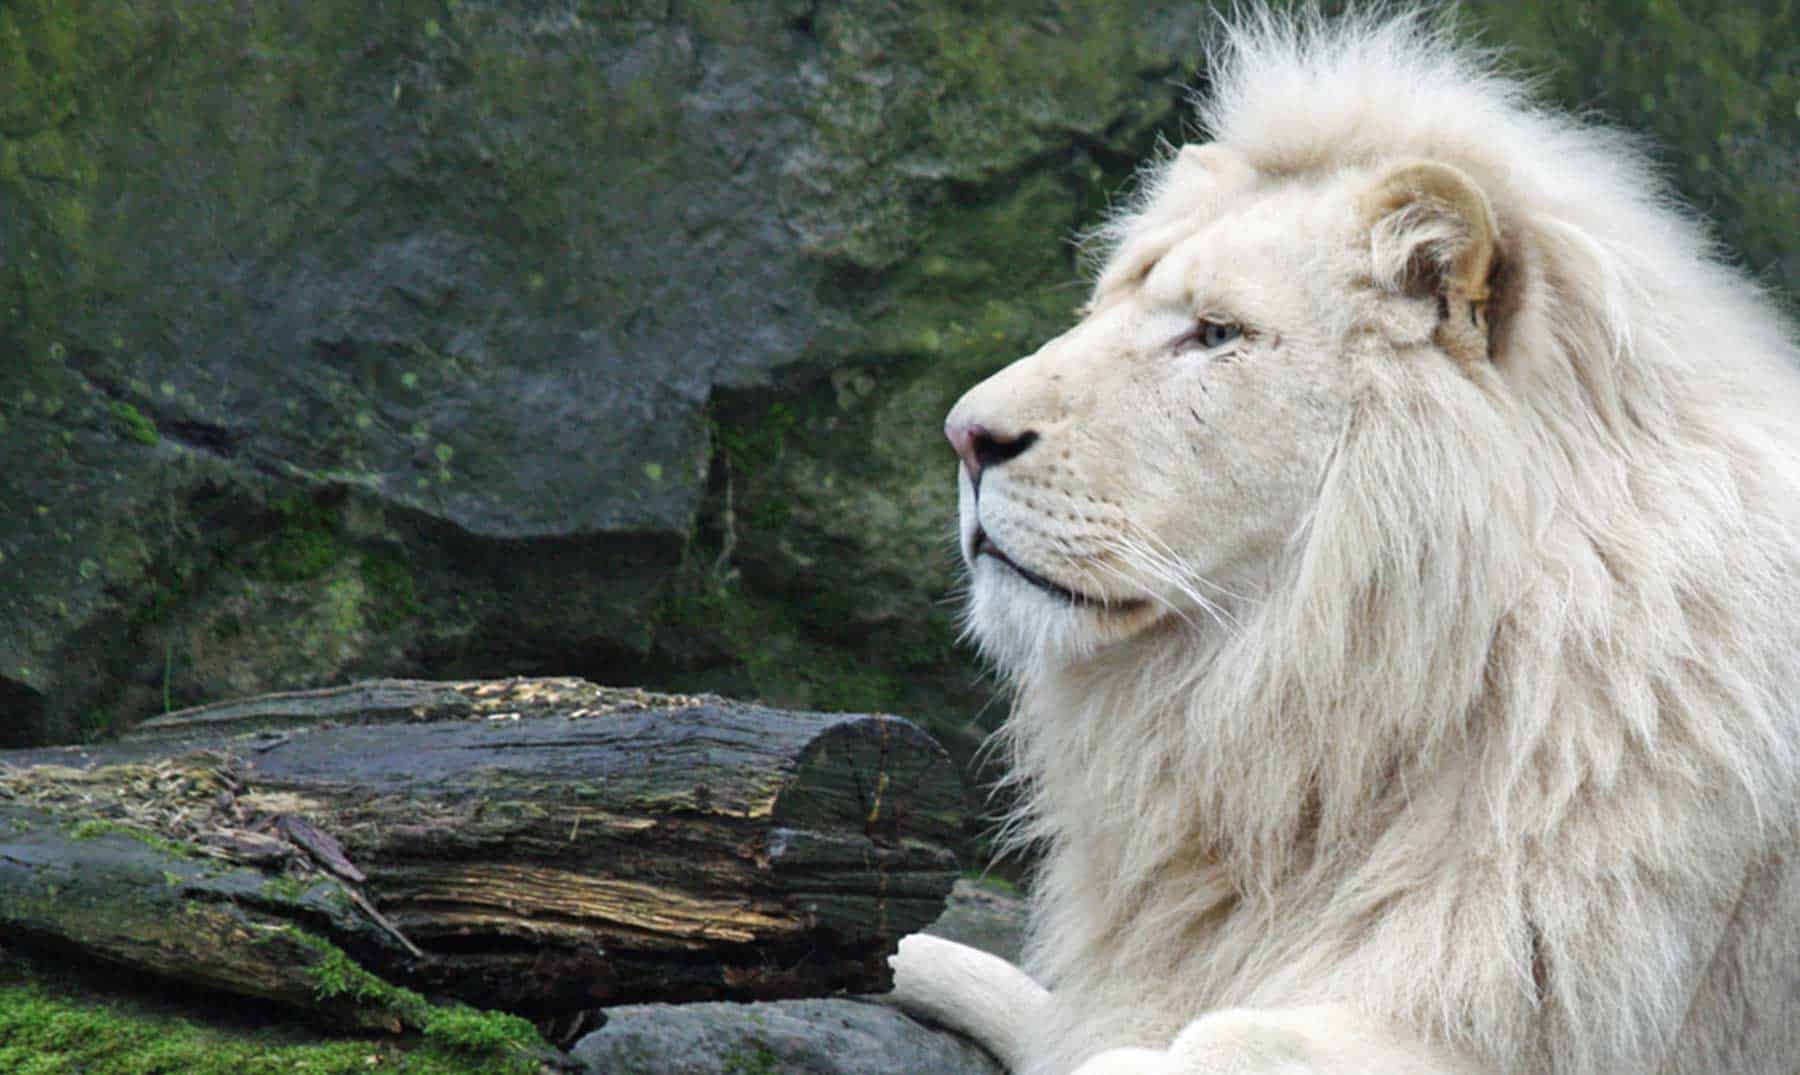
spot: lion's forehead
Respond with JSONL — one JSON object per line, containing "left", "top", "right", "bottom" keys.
{"left": 1110, "top": 176, "right": 1359, "bottom": 318}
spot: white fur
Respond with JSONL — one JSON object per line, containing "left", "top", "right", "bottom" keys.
{"left": 889, "top": 933, "right": 1052, "bottom": 1072}
{"left": 892, "top": 7, "right": 1800, "bottom": 1074}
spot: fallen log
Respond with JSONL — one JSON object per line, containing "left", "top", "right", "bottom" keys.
{"left": 0, "top": 679, "right": 964, "bottom": 1025}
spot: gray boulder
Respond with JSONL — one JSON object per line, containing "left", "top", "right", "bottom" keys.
{"left": 571, "top": 998, "right": 1003, "bottom": 1075}
{"left": 572, "top": 879, "right": 1026, "bottom": 1074}
{"left": 921, "top": 877, "right": 1029, "bottom": 969}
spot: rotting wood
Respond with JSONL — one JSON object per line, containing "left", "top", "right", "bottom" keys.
{"left": 0, "top": 678, "right": 963, "bottom": 1023}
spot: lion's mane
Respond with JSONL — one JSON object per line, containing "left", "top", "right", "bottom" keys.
{"left": 995, "top": 10, "right": 1800, "bottom": 1073}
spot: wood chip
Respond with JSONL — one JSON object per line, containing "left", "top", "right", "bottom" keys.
{"left": 199, "top": 829, "right": 295, "bottom": 865}
{"left": 342, "top": 884, "right": 424, "bottom": 959}
{"left": 274, "top": 814, "right": 367, "bottom": 884}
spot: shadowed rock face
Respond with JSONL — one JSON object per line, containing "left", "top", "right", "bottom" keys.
{"left": 0, "top": 0, "right": 1206, "bottom": 748}
{"left": 1, "top": 2, "right": 1792, "bottom": 751}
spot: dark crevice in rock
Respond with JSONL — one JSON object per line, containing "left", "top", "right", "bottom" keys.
{"left": 0, "top": 679, "right": 46, "bottom": 749}
{"left": 158, "top": 420, "right": 243, "bottom": 458}
{"left": 61, "top": 357, "right": 241, "bottom": 461}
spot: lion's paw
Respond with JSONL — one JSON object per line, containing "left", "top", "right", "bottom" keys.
{"left": 887, "top": 932, "right": 970, "bottom": 1012}
{"left": 887, "top": 933, "right": 1050, "bottom": 1070}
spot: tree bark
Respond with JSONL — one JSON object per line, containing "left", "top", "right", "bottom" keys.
{"left": 0, "top": 679, "right": 964, "bottom": 1023}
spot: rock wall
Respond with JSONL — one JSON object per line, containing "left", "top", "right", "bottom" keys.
{"left": 2, "top": 2, "right": 1794, "bottom": 770}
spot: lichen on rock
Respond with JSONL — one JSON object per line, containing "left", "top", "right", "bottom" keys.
{"left": 0, "top": 0, "right": 1791, "bottom": 783}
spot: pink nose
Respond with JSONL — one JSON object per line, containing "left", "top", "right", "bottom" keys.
{"left": 946, "top": 420, "right": 986, "bottom": 480}
{"left": 945, "top": 420, "right": 1038, "bottom": 484}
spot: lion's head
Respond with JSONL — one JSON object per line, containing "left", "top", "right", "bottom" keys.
{"left": 950, "top": 143, "right": 1510, "bottom": 677}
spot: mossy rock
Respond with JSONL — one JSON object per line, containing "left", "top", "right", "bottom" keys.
{"left": 0, "top": 2, "right": 1790, "bottom": 779}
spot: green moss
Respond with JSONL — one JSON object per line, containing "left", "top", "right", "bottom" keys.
{"left": 655, "top": 566, "right": 796, "bottom": 702}
{"left": 961, "top": 871, "right": 1022, "bottom": 898}
{"left": 713, "top": 401, "right": 804, "bottom": 531}
{"left": 654, "top": 548, "right": 941, "bottom": 717}
{"left": 1465, "top": 0, "right": 1798, "bottom": 304}
{"left": 715, "top": 402, "right": 799, "bottom": 476}
{"left": 319, "top": 575, "right": 367, "bottom": 640}
{"left": 67, "top": 818, "right": 204, "bottom": 860}
{"left": 246, "top": 495, "right": 345, "bottom": 582}
{"left": 357, "top": 552, "right": 419, "bottom": 629}
{"left": 261, "top": 528, "right": 341, "bottom": 582}
{"left": 107, "top": 400, "right": 159, "bottom": 445}
{"left": 134, "top": 572, "right": 189, "bottom": 628}
{"left": 723, "top": 1046, "right": 783, "bottom": 1075}
{"left": 809, "top": 664, "right": 903, "bottom": 714}
{"left": 418, "top": 1006, "right": 541, "bottom": 1058}
{"left": 279, "top": 930, "right": 543, "bottom": 1072}
{"left": 0, "top": 11, "right": 75, "bottom": 133}
{"left": 798, "top": 1, "right": 1187, "bottom": 270}
{"left": 0, "top": 2, "right": 158, "bottom": 355}
{"left": 854, "top": 169, "right": 1093, "bottom": 371}
{"left": 241, "top": 502, "right": 416, "bottom": 640}
{"left": 0, "top": 963, "right": 542, "bottom": 1075}
{"left": 75, "top": 709, "right": 114, "bottom": 742}
{"left": 259, "top": 873, "right": 323, "bottom": 904}
{"left": 268, "top": 928, "right": 408, "bottom": 1015}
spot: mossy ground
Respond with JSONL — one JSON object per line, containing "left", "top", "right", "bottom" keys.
{"left": 287, "top": 929, "right": 547, "bottom": 1067}
{"left": 0, "top": 962, "right": 545, "bottom": 1075}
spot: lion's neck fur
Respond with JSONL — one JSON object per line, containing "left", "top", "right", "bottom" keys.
{"left": 992, "top": 9, "right": 1800, "bottom": 1074}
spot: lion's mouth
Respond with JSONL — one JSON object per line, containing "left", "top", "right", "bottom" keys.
{"left": 972, "top": 529, "right": 1146, "bottom": 612}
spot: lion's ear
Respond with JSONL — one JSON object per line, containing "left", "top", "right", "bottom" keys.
{"left": 1360, "top": 160, "right": 1501, "bottom": 366}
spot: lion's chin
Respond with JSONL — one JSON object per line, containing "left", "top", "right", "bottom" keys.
{"left": 970, "top": 531, "right": 1150, "bottom": 612}
{"left": 967, "top": 557, "right": 1166, "bottom": 672}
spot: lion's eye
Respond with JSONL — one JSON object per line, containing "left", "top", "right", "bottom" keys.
{"left": 1193, "top": 319, "right": 1242, "bottom": 350}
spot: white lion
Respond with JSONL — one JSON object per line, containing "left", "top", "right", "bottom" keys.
{"left": 889, "top": 7, "right": 1800, "bottom": 1074}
